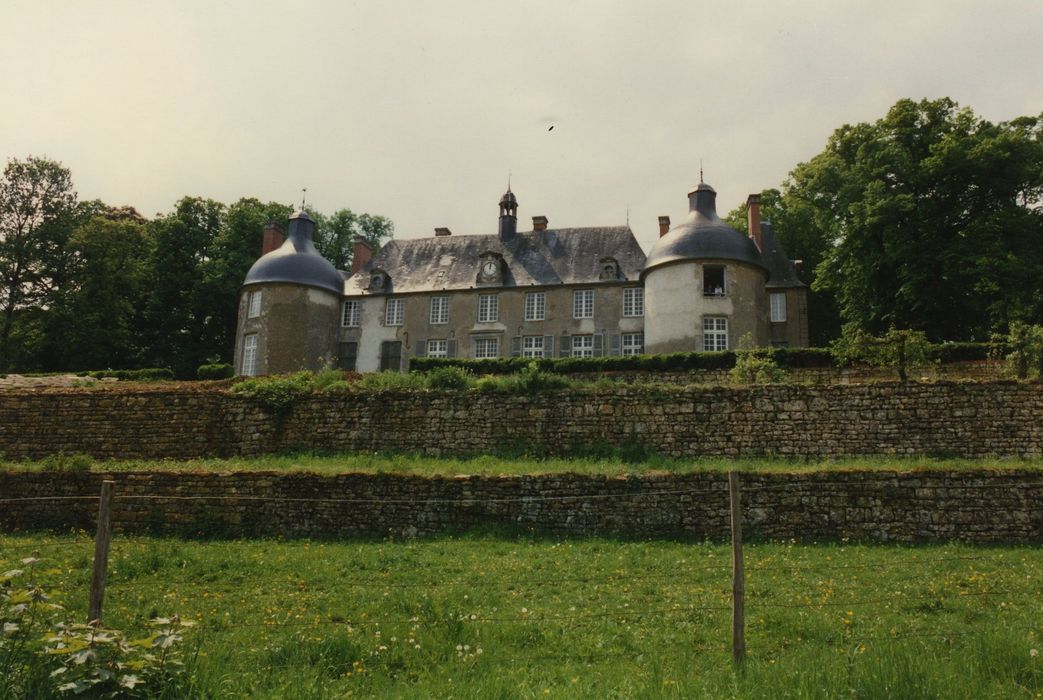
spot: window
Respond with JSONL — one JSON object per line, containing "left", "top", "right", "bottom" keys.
{"left": 523, "top": 336, "right": 545, "bottom": 358}
{"left": 703, "top": 317, "right": 728, "bottom": 351}
{"left": 703, "top": 265, "right": 725, "bottom": 296}
{"left": 478, "top": 294, "right": 499, "bottom": 323}
{"left": 770, "top": 292, "right": 787, "bottom": 322}
{"left": 241, "top": 334, "right": 258, "bottom": 376}
{"left": 385, "top": 298, "right": 405, "bottom": 326}
{"left": 474, "top": 337, "right": 499, "bottom": 359}
{"left": 572, "top": 334, "right": 594, "bottom": 357}
{"left": 342, "top": 300, "right": 361, "bottom": 327}
{"left": 573, "top": 289, "right": 594, "bottom": 319}
{"left": 337, "top": 341, "right": 358, "bottom": 371}
{"left": 623, "top": 287, "right": 644, "bottom": 317}
{"left": 247, "top": 290, "right": 262, "bottom": 318}
{"left": 427, "top": 339, "right": 448, "bottom": 358}
{"left": 524, "top": 292, "right": 546, "bottom": 321}
{"left": 430, "top": 296, "right": 449, "bottom": 324}
{"left": 622, "top": 332, "right": 644, "bottom": 356}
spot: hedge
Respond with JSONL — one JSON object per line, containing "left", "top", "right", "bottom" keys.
{"left": 411, "top": 343, "right": 998, "bottom": 375}
{"left": 197, "top": 363, "right": 235, "bottom": 380}
{"left": 84, "top": 368, "right": 174, "bottom": 381}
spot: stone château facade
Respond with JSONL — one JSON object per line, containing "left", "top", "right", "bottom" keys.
{"left": 234, "top": 180, "right": 808, "bottom": 374}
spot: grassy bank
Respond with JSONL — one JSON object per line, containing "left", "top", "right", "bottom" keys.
{"left": 4, "top": 451, "right": 1043, "bottom": 477}
{"left": 2, "top": 532, "right": 1041, "bottom": 698}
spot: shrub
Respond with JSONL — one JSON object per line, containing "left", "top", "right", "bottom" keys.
{"left": 830, "top": 325, "right": 931, "bottom": 381}
{"left": 730, "top": 335, "right": 788, "bottom": 384}
{"left": 197, "top": 363, "right": 235, "bottom": 380}
{"left": 39, "top": 452, "right": 94, "bottom": 472}
{"left": 356, "top": 371, "right": 429, "bottom": 391}
{"left": 232, "top": 372, "right": 314, "bottom": 415}
{"left": 1003, "top": 322, "right": 1043, "bottom": 379}
{"left": 424, "top": 366, "right": 474, "bottom": 390}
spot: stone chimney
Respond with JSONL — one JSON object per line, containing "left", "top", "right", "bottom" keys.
{"left": 434, "top": 227, "right": 452, "bottom": 237}
{"left": 747, "top": 193, "right": 763, "bottom": 252}
{"left": 351, "top": 236, "right": 373, "bottom": 274}
{"left": 261, "top": 222, "right": 285, "bottom": 255}
{"left": 658, "top": 216, "right": 670, "bottom": 237}
{"left": 532, "top": 215, "right": 548, "bottom": 232}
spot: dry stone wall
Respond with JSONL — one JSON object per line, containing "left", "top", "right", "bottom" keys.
{"left": 0, "top": 381, "right": 1042, "bottom": 460}
{"left": 2, "top": 470, "right": 1041, "bottom": 543}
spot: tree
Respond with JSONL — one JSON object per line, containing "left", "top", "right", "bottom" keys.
{"left": 0, "top": 157, "right": 78, "bottom": 370}
{"left": 47, "top": 216, "right": 152, "bottom": 370}
{"left": 788, "top": 98, "right": 1043, "bottom": 341}
{"left": 311, "top": 208, "right": 394, "bottom": 271}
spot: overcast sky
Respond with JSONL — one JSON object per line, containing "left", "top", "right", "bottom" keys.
{"left": 2, "top": 0, "right": 1041, "bottom": 252}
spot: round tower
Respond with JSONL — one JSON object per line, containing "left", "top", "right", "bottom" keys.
{"left": 235, "top": 210, "right": 344, "bottom": 375}
{"left": 641, "top": 181, "right": 769, "bottom": 354}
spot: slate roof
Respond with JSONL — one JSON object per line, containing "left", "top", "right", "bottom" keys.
{"left": 243, "top": 210, "right": 344, "bottom": 296}
{"left": 761, "top": 221, "right": 806, "bottom": 289}
{"left": 642, "top": 183, "right": 768, "bottom": 277}
{"left": 345, "top": 226, "right": 646, "bottom": 295}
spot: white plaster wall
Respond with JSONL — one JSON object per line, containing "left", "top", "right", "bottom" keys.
{"left": 356, "top": 297, "right": 401, "bottom": 373}
{"left": 645, "top": 263, "right": 733, "bottom": 353}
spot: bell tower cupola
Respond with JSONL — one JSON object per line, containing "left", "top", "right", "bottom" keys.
{"left": 498, "top": 186, "right": 518, "bottom": 241}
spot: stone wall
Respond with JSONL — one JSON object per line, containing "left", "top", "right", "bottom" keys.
{"left": 2, "top": 470, "right": 1041, "bottom": 543}
{"left": 0, "top": 380, "right": 1041, "bottom": 461}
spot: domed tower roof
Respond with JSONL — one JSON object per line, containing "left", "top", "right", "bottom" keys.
{"left": 243, "top": 210, "right": 344, "bottom": 295}
{"left": 641, "top": 181, "right": 767, "bottom": 278}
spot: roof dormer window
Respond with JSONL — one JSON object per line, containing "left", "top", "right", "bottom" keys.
{"left": 369, "top": 269, "right": 390, "bottom": 293}
{"left": 599, "top": 257, "right": 620, "bottom": 281}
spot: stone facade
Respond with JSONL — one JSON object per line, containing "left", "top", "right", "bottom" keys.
{"left": 2, "top": 470, "right": 1042, "bottom": 543}
{"left": 0, "top": 380, "right": 1040, "bottom": 461}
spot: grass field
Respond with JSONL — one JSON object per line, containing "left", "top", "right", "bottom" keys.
{"left": 4, "top": 451, "right": 1043, "bottom": 477}
{"left": 3, "top": 532, "right": 1042, "bottom": 698}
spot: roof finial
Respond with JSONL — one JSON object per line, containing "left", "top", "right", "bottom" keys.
{"left": 699, "top": 160, "right": 704, "bottom": 184}
{"left": 507, "top": 170, "right": 512, "bottom": 192}
{"left": 301, "top": 187, "right": 307, "bottom": 210}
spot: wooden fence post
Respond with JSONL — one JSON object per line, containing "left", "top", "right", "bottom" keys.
{"left": 729, "top": 471, "right": 746, "bottom": 667}
{"left": 88, "top": 480, "right": 115, "bottom": 626}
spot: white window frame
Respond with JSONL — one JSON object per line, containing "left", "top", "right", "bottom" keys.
{"left": 474, "top": 337, "right": 499, "bottom": 359}
{"left": 703, "top": 317, "right": 728, "bottom": 352}
{"left": 247, "top": 290, "right": 262, "bottom": 318}
{"left": 478, "top": 294, "right": 499, "bottom": 323}
{"left": 573, "top": 289, "right": 594, "bottom": 319}
{"left": 622, "top": 287, "right": 644, "bottom": 317}
{"left": 241, "top": 334, "right": 259, "bottom": 376}
{"left": 622, "top": 332, "right": 644, "bottom": 356}
{"left": 770, "top": 292, "right": 787, "bottom": 322}
{"left": 385, "top": 298, "right": 405, "bottom": 326}
{"left": 572, "top": 334, "right": 594, "bottom": 357}
{"left": 427, "top": 339, "right": 448, "bottom": 358}
{"left": 522, "top": 335, "right": 545, "bottom": 358}
{"left": 430, "top": 296, "right": 449, "bottom": 325}
{"left": 524, "top": 292, "right": 546, "bottom": 321}
{"left": 342, "top": 300, "right": 361, "bottom": 327}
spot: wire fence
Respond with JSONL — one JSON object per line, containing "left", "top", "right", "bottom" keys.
{"left": 2, "top": 477, "right": 1042, "bottom": 674}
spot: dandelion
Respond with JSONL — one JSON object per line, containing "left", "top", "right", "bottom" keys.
{"left": 1032, "top": 649, "right": 1039, "bottom": 658}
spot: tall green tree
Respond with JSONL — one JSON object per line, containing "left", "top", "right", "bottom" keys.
{"left": 311, "top": 208, "right": 394, "bottom": 271}
{"left": 144, "top": 197, "right": 225, "bottom": 376}
{"left": 791, "top": 98, "right": 1043, "bottom": 340}
{"left": 47, "top": 216, "right": 153, "bottom": 369}
{"left": 0, "top": 157, "right": 78, "bottom": 370}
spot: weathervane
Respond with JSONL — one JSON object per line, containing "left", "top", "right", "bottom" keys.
{"left": 301, "top": 188, "right": 307, "bottom": 210}
{"left": 700, "top": 160, "right": 704, "bottom": 183}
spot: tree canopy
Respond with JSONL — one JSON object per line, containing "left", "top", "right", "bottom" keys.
{"left": 0, "top": 157, "right": 394, "bottom": 375}
{"left": 729, "top": 98, "right": 1043, "bottom": 342}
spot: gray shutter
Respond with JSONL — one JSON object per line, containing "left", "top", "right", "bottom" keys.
{"left": 609, "top": 333, "right": 621, "bottom": 356}
{"left": 415, "top": 340, "right": 427, "bottom": 357}
{"left": 511, "top": 336, "right": 522, "bottom": 357}
{"left": 560, "top": 335, "right": 571, "bottom": 357}
{"left": 593, "top": 333, "right": 604, "bottom": 357}
{"left": 447, "top": 339, "right": 457, "bottom": 358}
{"left": 543, "top": 335, "right": 554, "bottom": 358}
